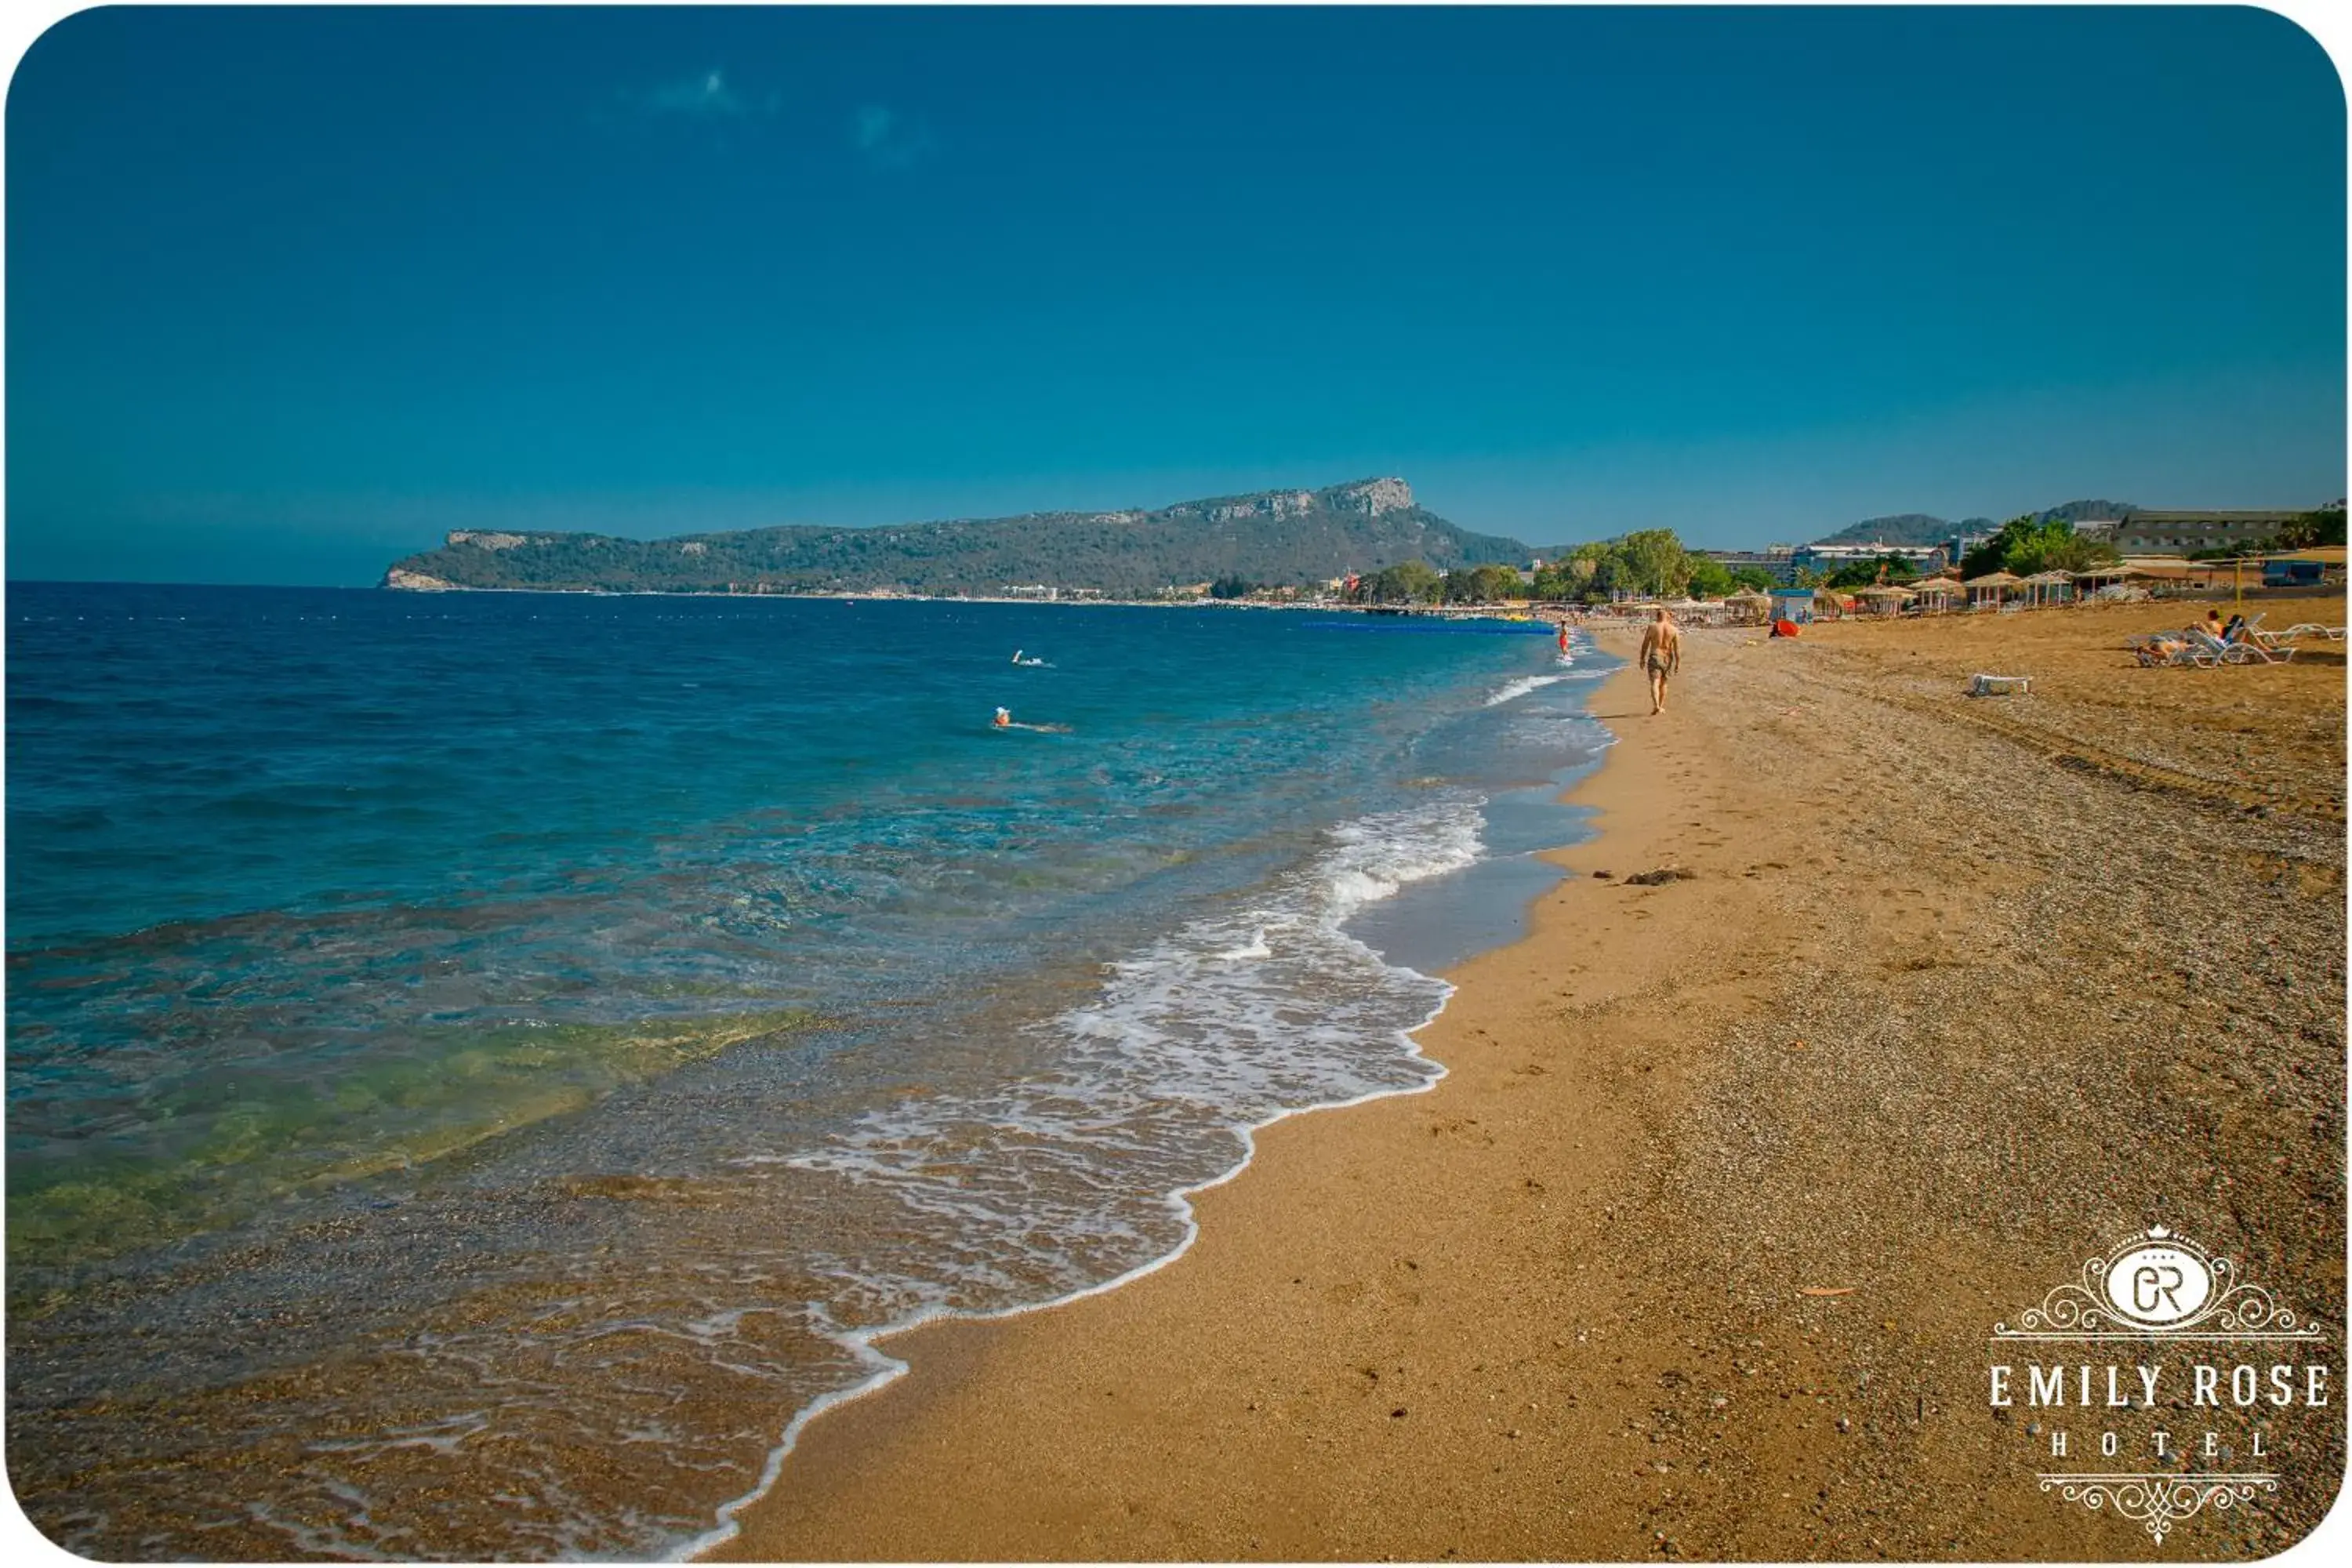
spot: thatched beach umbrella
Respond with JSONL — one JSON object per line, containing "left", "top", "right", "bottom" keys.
{"left": 2070, "top": 561, "right": 2146, "bottom": 602}
{"left": 1964, "top": 569, "right": 2021, "bottom": 608}
{"left": 1906, "top": 576, "right": 1960, "bottom": 613}
{"left": 2071, "top": 563, "right": 2143, "bottom": 585}
{"left": 1853, "top": 583, "right": 1915, "bottom": 616}
{"left": 2020, "top": 568, "right": 2074, "bottom": 608}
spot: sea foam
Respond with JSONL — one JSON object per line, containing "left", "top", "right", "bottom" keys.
{"left": 694, "top": 796, "right": 1486, "bottom": 1556}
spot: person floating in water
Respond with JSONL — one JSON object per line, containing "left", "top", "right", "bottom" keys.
{"left": 993, "top": 706, "right": 1072, "bottom": 732}
{"left": 1639, "top": 606, "right": 1682, "bottom": 716}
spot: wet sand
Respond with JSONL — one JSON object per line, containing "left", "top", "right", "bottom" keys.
{"left": 708, "top": 597, "right": 2347, "bottom": 1561}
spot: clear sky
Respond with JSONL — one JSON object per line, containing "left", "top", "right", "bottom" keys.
{"left": 6, "top": 5, "right": 2345, "bottom": 584}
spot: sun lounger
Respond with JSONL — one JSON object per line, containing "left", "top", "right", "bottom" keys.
{"left": 2187, "top": 628, "right": 2292, "bottom": 666}
{"left": 2132, "top": 632, "right": 2226, "bottom": 667}
{"left": 2129, "top": 633, "right": 2198, "bottom": 667}
{"left": 1969, "top": 672, "right": 2032, "bottom": 695}
{"left": 2230, "top": 637, "right": 2297, "bottom": 664}
{"left": 2183, "top": 628, "right": 2251, "bottom": 664}
{"left": 2239, "top": 616, "right": 2307, "bottom": 657}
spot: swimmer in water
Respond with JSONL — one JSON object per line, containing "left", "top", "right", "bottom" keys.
{"left": 1011, "top": 650, "right": 1022, "bottom": 664}
{"left": 994, "top": 706, "right": 1071, "bottom": 733}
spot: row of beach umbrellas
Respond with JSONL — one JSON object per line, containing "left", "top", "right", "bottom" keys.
{"left": 1704, "top": 564, "right": 2147, "bottom": 618}
{"left": 1842, "top": 564, "right": 2143, "bottom": 602}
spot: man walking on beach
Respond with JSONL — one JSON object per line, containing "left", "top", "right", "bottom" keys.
{"left": 1639, "top": 606, "right": 1681, "bottom": 715}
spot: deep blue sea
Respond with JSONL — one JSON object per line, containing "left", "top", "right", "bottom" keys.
{"left": 6, "top": 582, "right": 1613, "bottom": 1560}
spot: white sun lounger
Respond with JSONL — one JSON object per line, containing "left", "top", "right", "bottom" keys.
{"left": 2129, "top": 634, "right": 2201, "bottom": 667}
{"left": 2186, "top": 628, "right": 2294, "bottom": 665}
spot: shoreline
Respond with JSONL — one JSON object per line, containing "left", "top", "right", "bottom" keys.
{"left": 682, "top": 991, "right": 1461, "bottom": 1564}
{"left": 684, "top": 650, "right": 1618, "bottom": 1560}
{"left": 698, "top": 645, "right": 1670, "bottom": 1563}
{"left": 704, "top": 601, "right": 2344, "bottom": 1561}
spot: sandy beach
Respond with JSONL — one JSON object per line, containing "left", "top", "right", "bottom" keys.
{"left": 706, "top": 597, "right": 2347, "bottom": 1562}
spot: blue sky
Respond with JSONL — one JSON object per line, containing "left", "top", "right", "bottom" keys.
{"left": 6, "top": 6, "right": 2345, "bottom": 583}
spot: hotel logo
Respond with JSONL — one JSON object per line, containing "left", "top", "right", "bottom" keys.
{"left": 1988, "top": 1225, "right": 2328, "bottom": 1544}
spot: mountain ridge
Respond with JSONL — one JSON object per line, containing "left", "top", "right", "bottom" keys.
{"left": 382, "top": 478, "right": 1532, "bottom": 595}
{"left": 380, "top": 486, "right": 2172, "bottom": 596}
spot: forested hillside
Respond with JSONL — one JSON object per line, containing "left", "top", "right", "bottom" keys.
{"left": 383, "top": 478, "right": 1532, "bottom": 595}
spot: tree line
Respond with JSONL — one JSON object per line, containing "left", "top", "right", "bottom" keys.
{"left": 1331, "top": 529, "right": 1775, "bottom": 606}
{"left": 1956, "top": 515, "right": 2122, "bottom": 579}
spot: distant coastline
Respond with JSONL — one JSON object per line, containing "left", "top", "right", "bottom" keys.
{"left": 378, "top": 575, "right": 1560, "bottom": 620}
{"left": 378, "top": 484, "right": 2343, "bottom": 608}
{"left": 375, "top": 476, "right": 1537, "bottom": 601}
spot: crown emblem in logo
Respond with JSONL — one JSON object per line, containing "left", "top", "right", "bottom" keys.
{"left": 1995, "top": 1226, "right": 2321, "bottom": 1342}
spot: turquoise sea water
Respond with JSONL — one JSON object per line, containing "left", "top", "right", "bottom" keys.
{"left": 6, "top": 582, "right": 1613, "bottom": 1559}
